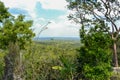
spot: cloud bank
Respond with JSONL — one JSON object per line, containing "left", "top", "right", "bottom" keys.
{"left": 1, "top": 0, "right": 80, "bottom": 37}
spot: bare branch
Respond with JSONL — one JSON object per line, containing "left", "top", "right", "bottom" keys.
{"left": 101, "top": 0, "right": 118, "bottom": 31}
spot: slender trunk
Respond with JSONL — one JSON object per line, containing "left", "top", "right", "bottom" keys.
{"left": 2, "top": 42, "right": 20, "bottom": 80}
{"left": 3, "top": 54, "right": 14, "bottom": 80}
{"left": 14, "top": 52, "right": 23, "bottom": 80}
{"left": 113, "top": 42, "right": 119, "bottom": 67}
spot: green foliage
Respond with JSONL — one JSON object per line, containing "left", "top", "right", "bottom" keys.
{"left": 0, "top": 1, "right": 35, "bottom": 79}
{"left": 21, "top": 40, "right": 79, "bottom": 80}
{"left": 66, "top": 0, "right": 120, "bottom": 67}
{"left": 0, "top": 14, "right": 35, "bottom": 49}
{"left": 0, "top": 51, "right": 5, "bottom": 80}
{"left": 66, "top": 0, "right": 120, "bottom": 79}
{"left": 77, "top": 25, "right": 112, "bottom": 80}
{"left": 0, "top": 1, "right": 10, "bottom": 22}
{"left": 59, "top": 55, "right": 76, "bottom": 80}
{"left": 0, "top": 1, "right": 35, "bottom": 50}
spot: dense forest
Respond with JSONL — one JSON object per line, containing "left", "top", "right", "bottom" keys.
{"left": 0, "top": 0, "right": 120, "bottom": 80}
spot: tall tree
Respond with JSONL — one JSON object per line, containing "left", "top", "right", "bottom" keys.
{"left": 0, "top": 14, "right": 35, "bottom": 49}
{"left": 76, "top": 23, "right": 112, "bottom": 79}
{"left": 66, "top": 0, "right": 120, "bottom": 67}
{"left": 0, "top": 1, "right": 35, "bottom": 80}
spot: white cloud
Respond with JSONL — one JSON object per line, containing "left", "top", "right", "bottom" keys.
{"left": 37, "top": 0, "right": 68, "bottom": 10}
{"left": 1, "top": 0, "right": 68, "bottom": 19}
{"left": 38, "top": 21, "right": 79, "bottom": 37}
{"left": 1, "top": 0, "right": 36, "bottom": 11}
{"left": 1, "top": 0, "right": 37, "bottom": 19}
{"left": 34, "top": 14, "right": 80, "bottom": 37}
{"left": 1, "top": 0, "right": 80, "bottom": 37}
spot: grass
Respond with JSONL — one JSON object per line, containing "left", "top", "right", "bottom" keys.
{"left": 111, "top": 72, "right": 120, "bottom": 80}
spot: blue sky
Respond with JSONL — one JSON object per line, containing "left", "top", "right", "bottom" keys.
{"left": 1, "top": 0, "right": 79, "bottom": 37}
{"left": 35, "top": 2, "right": 66, "bottom": 20}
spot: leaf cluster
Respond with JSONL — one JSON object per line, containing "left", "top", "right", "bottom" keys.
{"left": 77, "top": 24, "right": 112, "bottom": 80}
{"left": 0, "top": 1, "right": 35, "bottom": 50}
{"left": 0, "top": 14, "right": 35, "bottom": 49}
{"left": 0, "top": 1, "right": 10, "bottom": 22}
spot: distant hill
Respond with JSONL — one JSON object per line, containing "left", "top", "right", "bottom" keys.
{"left": 33, "top": 37, "right": 80, "bottom": 41}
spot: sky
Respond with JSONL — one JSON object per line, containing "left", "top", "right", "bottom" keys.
{"left": 1, "top": 0, "right": 80, "bottom": 37}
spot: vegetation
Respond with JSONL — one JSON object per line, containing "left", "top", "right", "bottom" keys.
{"left": 66, "top": 0, "right": 120, "bottom": 67}
{"left": 0, "top": 1, "right": 35, "bottom": 80}
{"left": 66, "top": 0, "right": 120, "bottom": 79}
{"left": 0, "top": 0, "right": 120, "bottom": 80}
{"left": 0, "top": 40, "right": 79, "bottom": 80}
{"left": 77, "top": 24, "right": 112, "bottom": 80}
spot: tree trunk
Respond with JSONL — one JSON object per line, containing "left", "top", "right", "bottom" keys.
{"left": 3, "top": 54, "right": 14, "bottom": 80}
{"left": 2, "top": 42, "right": 20, "bottom": 80}
{"left": 113, "top": 42, "right": 119, "bottom": 67}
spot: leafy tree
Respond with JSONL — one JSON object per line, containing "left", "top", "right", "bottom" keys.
{"left": 76, "top": 23, "right": 112, "bottom": 79}
{"left": 66, "top": 0, "right": 120, "bottom": 67}
{"left": 0, "top": 14, "right": 34, "bottom": 49}
{"left": 0, "top": 1, "right": 10, "bottom": 22}
{"left": 0, "top": 1, "right": 35, "bottom": 80}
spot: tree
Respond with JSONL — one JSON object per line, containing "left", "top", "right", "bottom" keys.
{"left": 0, "top": 14, "right": 35, "bottom": 49}
{"left": 0, "top": 1, "right": 10, "bottom": 22}
{"left": 66, "top": 0, "right": 120, "bottom": 67}
{"left": 0, "top": 1, "right": 35, "bottom": 80}
{"left": 76, "top": 23, "right": 112, "bottom": 79}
